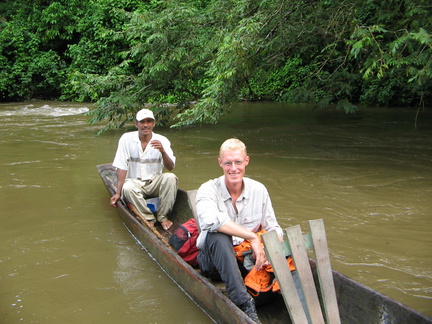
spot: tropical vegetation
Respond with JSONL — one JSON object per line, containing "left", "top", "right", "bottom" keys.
{"left": 1, "top": 0, "right": 430, "bottom": 131}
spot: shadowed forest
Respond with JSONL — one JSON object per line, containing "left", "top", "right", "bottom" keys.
{"left": 1, "top": 0, "right": 430, "bottom": 130}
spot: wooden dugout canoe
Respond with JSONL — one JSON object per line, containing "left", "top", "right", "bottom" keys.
{"left": 97, "top": 163, "right": 431, "bottom": 324}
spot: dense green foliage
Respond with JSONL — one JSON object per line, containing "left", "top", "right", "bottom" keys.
{"left": 1, "top": 0, "right": 430, "bottom": 130}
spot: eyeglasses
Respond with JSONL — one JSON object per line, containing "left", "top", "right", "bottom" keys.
{"left": 222, "top": 160, "right": 244, "bottom": 167}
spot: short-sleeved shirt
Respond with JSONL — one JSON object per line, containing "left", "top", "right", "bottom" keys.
{"left": 196, "top": 175, "right": 283, "bottom": 249}
{"left": 112, "top": 131, "right": 175, "bottom": 180}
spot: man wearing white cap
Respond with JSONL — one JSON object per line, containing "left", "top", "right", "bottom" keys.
{"left": 110, "top": 108, "right": 178, "bottom": 230}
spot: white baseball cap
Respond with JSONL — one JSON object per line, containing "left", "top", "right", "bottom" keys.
{"left": 136, "top": 109, "right": 155, "bottom": 121}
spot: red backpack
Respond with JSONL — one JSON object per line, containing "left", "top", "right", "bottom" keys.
{"left": 169, "top": 218, "right": 199, "bottom": 267}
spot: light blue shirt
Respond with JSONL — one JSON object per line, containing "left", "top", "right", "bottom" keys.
{"left": 196, "top": 175, "right": 283, "bottom": 249}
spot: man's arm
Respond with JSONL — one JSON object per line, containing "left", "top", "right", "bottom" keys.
{"left": 110, "top": 168, "right": 127, "bottom": 207}
{"left": 150, "top": 139, "right": 175, "bottom": 171}
{"left": 161, "top": 150, "right": 175, "bottom": 171}
{"left": 217, "top": 220, "right": 267, "bottom": 271}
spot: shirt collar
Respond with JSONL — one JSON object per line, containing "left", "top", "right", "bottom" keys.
{"left": 133, "top": 131, "right": 154, "bottom": 142}
{"left": 218, "top": 176, "right": 249, "bottom": 201}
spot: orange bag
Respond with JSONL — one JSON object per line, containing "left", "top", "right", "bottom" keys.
{"left": 233, "top": 230, "right": 296, "bottom": 296}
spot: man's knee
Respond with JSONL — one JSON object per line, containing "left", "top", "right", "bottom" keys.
{"left": 207, "top": 232, "right": 233, "bottom": 253}
{"left": 122, "top": 180, "right": 140, "bottom": 198}
{"left": 161, "top": 173, "right": 178, "bottom": 188}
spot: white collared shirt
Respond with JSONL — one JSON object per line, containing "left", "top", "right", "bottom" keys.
{"left": 112, "top": 131, "right": 175, "bottom": 180}
{"left": 196, "top": 175, "right": 283, "bottom": 248}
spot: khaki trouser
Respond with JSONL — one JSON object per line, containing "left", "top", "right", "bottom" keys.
{"left": 122, "top": 173, "right": 178, "bottom": 223}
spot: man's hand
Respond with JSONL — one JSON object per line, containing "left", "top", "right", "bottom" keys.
{"left": 250, "top": 235, "right": 268, "bottom": 270}
{"left": 150, "top": 140, "right": 165, "bottom": 153}
{"left": 110, "top": 193, "right": 121, "bottom": 207}
{"left": 151, "top": 140, "right": 175, "bottom": 170}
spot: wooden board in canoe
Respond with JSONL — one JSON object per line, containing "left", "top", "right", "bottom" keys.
{"left": 97, "top": 163, "right": 432, "bottom": 324}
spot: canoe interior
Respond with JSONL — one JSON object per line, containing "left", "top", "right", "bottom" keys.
{"left": 97, "top": 163, "right": 432, "bottom": 324}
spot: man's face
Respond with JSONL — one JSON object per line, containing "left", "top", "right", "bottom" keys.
{"left": 218, "top": 149, "right": 250, "bottom": 187}
{"left": 135, "top": 118, "right": 155, "bottom": 136}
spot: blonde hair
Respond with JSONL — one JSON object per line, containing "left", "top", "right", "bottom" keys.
{"left": 219, "top": 138, "right": 247, "bottom": 158}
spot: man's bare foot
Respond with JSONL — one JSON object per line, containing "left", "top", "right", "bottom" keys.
{"left": 160, "top": 220, "right": 173, "bottom": 231}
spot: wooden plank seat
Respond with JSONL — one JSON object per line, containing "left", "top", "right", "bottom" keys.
{"left": 261, "top": 220, "right": 340, "bottom": 324}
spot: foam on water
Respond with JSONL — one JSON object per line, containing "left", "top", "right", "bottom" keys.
{"left": 0, "top": 104, "right": 89, "bottom": 117}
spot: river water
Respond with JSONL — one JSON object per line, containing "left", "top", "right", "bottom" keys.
{"left": 1, "top": 100, "right": 431, "bottom": 323}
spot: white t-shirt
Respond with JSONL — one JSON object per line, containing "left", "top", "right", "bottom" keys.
{"left": 112, "top": 131, "right": 176, "bottom": 180}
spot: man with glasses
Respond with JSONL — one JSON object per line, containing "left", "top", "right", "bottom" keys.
{"left": 195, "top": 138, "right": 283, "bottom": 323}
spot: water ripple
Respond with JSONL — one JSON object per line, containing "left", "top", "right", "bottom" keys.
{"left": 0, "top": 104, "right": 89, "bottom": 117}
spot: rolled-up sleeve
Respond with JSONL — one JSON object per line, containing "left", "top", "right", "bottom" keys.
{"left": 159, "top": 135, "right": 176, "bottom": 166}
{"left": 196, "top": 180, "right": 230, "bottom": 232}
{"left": 195, "top": 179, "right": 232, "bottom": 249}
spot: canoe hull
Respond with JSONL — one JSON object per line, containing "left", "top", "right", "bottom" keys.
{"left": 97, "top": 163, "right": 431, "bottom": 324}
{"left": 97, "top": 163, "right": 254, "bottom": 324}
